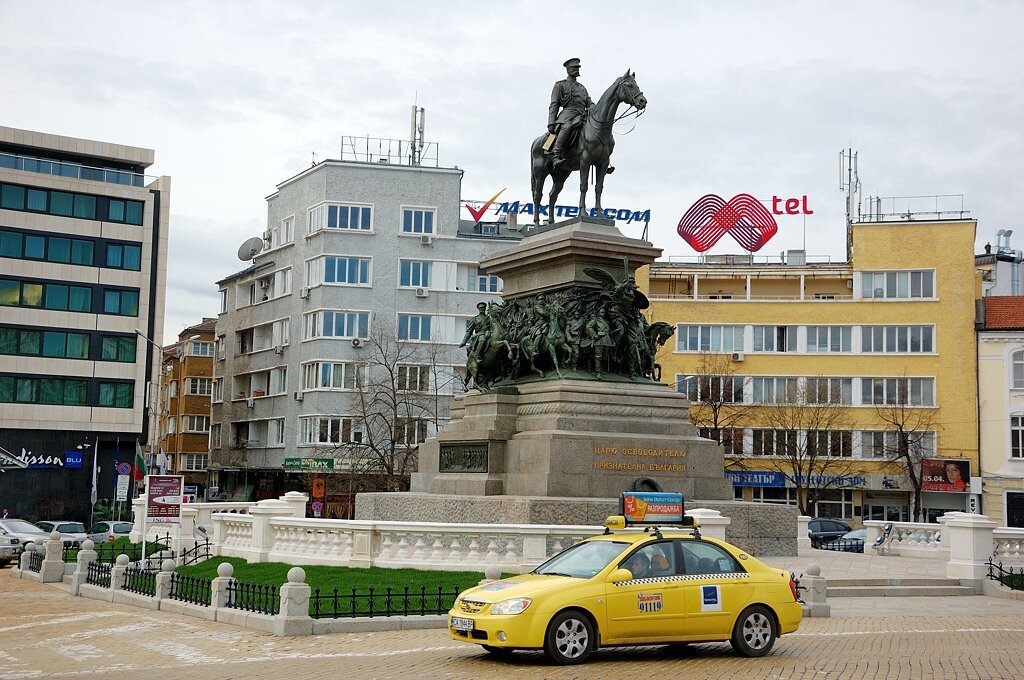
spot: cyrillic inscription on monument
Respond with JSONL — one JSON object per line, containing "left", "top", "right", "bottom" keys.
{"left": 592, "top": 445, "right": 687, "bottom": 473}
{"left": 439, "top": 443, "right": 489, "bottom": 473}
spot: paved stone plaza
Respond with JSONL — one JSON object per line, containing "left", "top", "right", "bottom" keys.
{"left": 4, "top": 568, "right": 1024, "bottom": 680}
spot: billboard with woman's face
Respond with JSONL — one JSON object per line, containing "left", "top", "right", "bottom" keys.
{"left": 921, "top": 458, "right": 970, "bottom": 492}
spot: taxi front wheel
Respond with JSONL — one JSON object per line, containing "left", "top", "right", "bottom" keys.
{"left": 544, "top": 610, "right": 596, "bottom": 665}
{"left": 730, "top": 605, "right": 777, "bottom": 657}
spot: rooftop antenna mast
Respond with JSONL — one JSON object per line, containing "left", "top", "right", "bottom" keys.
{"left": 410, "top": 103, "right": 426, "bottom": 167}
{"left": 839, "top": 148, "right": 861, "bottom": 261}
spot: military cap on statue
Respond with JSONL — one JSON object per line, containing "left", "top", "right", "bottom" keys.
{"left": 563, "top": 57, "right": 581, "bottom": 68}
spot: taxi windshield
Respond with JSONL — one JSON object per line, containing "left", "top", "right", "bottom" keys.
{"left": 534, "top": 540, "right": 630, "bottom": 578}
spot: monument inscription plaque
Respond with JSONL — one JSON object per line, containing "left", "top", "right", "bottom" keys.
{"left": 439, "top": 444, "right": 489, "bottom": 473}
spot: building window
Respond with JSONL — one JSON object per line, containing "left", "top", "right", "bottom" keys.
{"left": 102, "top": 289, "right": 139, "bottom": 316}
{"left": 105, "top": 243, "right": 142, "bottom": 271}
{"left": 699, "top": 427, "right": 745, "bottom": 456}
{"left": 0, "top": 278, "right": 93, "bottom": 312}
{"left": 1013, "top": 352, "right": 1024, "bottom": 388}
{"left": 185, "top": 416, "right": 211, "bottom": 433}
{"left": 212, "top": 378, "right": 223, "bottom": 403}
{"left": 0, "top": 229, "right": 97, "bottom": 266}
{"left": 304, "top": 310, "right": 370, "bottom": 339}
{"left": 323, "top": 256, "right": 371, "bottom": 285}
{"left": 807, "top": 430, "right": 854, "bottom": 457}
{"left": 676, "top": 325, "right": 745, "bottom": 352}
{"left": 303, "top": 362, "right": 365, "bottom": 390}
{"left": 804, "top": 377, "right": 853, "bottom": 405}
{"left": 269, "top": 216, "right": 294, "bottom": 248}
{"left": 861, "top": 377, "right": 935, "bottom": 406}
{"left": 167, "top": 380, "right": 178, "bottom": 398}
{"left": 861, "top": 270, "right": 934, "bottom": 299}
{"left": 399, "top": 260, "right": 431, "bottom": 288}
{"left": 752, "top": 325, "right": 797, "bottom": 352}
{"left": 0, "top": 181, "right": 144, "bottom": 225}
{"left": 401, "top": 208, "right": 435, "bottom": 235}
{"left": 219, "top": 289, "right": 227, "bottom": 314}
{"left": 189, "top": 341, "right": 214, "bottom": 357}
{"left": 210, "top": 424, "right": 221, "bottom": 448}
{"left": 0, "top": 327, "right": 89, "bottom": 359}
{"left": 98, "top": 382, "right": 133, "bottom": 408}
{"left": 0, "top": 376, "right": 88, "bottom": 405}
{"left": 751, "top": 377, "right": 798, "bottom": 404}
{"left": 862, "top": 326, "right": 934, "bottom": 353}
{"left": 268, "top": 418, "right": 286, "bottom": 446}
{"left": 861, "top": 430, "right": 935, "bottom": 459}
{"left": 751, "top": 487, "right": 797, "bottom": 505}
{"left": 395, "top": 418, "right": 429, "bottom": 446}
{"left": 677, "top": 375, "right": 744, "bottom": 403}
{"left": 308, "top": 203, "right": 372, "bottom": 233}
{"left": 806, "top": 326, "right": 851, "bottom": 353}
{"left": 188, "top": 378, "right": 213, "bottom": 396}
{"left": 299, "top": 416, "right": 365, "bottom": 445}
{"left": 398, "top": 314, "right": 432, "bottom": 341}
{"left": 182, "top": 454, "right": 208, "bottom": 471}
{"left": 812, "top": 489, "right": 854, "bottom": 519}
{"left": 751, "top": 429, "right": 797, "bottom": 456}
{"left": 268, "top": 367, "right": 287, "bottom": 394}
{"left": 166, "top": 416, "right": 177, "bottom": 435}
{"left": 397, "top": 365, "right": 430, "bottom": 392}
{"left": 101, "top": 335, "right": 137, "bottom": 362}
{"left": 1012, "top": 417, "right": 1024, "bottom": 458}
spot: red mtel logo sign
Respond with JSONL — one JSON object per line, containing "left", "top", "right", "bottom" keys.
{"left": 677, "top": 193, "right": 778, "bottom": 252}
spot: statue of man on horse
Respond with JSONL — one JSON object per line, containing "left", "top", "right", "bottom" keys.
{"left": 531, "top": 59, "right": 647, "bottom": 227}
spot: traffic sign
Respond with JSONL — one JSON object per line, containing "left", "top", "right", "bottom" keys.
{"left": 116, "top": 462, "right": 131, "bottom": 476}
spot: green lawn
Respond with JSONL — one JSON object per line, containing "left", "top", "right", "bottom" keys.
{"left": 175, "top": 558, "right": 488, "bottom": 617}
{"left": 64, "top": 537, "right": 169, "bottom": 563}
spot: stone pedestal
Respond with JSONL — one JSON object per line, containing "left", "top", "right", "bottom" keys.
{"left": 412, "top": 379, "right": 733, "bottom": 501}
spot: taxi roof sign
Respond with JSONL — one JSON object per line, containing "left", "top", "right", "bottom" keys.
{"left": 620, "top": 491, "right": 686, "bottom": 525}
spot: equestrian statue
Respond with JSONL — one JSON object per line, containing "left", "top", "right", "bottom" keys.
{"left": 530, "top": 58, "right": 647, "bottom": 227}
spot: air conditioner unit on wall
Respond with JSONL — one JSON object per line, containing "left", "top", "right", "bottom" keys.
{"left": 274, "top": 343, "right": 284, "bottom": 354}
{"left": 415, "top": 287, "right": 429, "bottom": 298}
{"left": 299, "top": 287, "right": 310, "bottom": 299}
{"left": 294, "top": 391, "right": 304, "bottom": 401}
{"left": 246, "top": 397, "right": 255, "bottom": 408}
{"left": 731, "top": 352, "right": 745, "bottom": 362}
{"left": 351, "top": 337, "right": 363, "bottom": 348}
{"left": 420, "top": 235, "right": 433, "bottom": 246}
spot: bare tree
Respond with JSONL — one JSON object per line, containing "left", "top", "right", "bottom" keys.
{"left": 757, "top": 378, "right": 859, "bottom": 517}
{"left": 678, "top": 352, "right": 752, "bottom": 462}
{"left": 871, "top": 375, "right": 939, "bottom": 522}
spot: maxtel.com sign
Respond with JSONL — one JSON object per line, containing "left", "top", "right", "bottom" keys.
{"left": 677, "top": 194, "right": 812, "bottom": 252}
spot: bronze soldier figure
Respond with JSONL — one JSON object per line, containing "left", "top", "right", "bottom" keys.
{"left": 547, "top": 57, "right": 593, "bottom": 168}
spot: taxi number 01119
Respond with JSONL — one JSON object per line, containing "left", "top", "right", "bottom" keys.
{"left": 451, "top": 616, "right": 474, "bottom": 631}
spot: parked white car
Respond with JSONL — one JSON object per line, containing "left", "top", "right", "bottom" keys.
{"left": 0, "top": 519, "right": 50, "bottom": 552}
{"left": 0, "top": 528, "right": 20, "bottom": 567}
{"left": 34, "top": 520, "right": 88, "bottom": 547}
{"left": 87, "top": 521, "right": 134, "bottom": 544}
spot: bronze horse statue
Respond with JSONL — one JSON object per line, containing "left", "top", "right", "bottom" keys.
{"left": 530, "top": 70, "right": 647, "bottom": 226}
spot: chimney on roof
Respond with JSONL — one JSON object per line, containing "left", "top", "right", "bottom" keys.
{"left": 985, "top": 242, "right": 992, "bottom": 255}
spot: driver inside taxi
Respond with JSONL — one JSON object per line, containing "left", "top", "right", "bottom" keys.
{"left": 623, "top": 552, "right": 650, "bottom": 579}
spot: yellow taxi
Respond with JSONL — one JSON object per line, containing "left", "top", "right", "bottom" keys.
{"left": 448, "top": 492, "right": 802, "bottom": 664}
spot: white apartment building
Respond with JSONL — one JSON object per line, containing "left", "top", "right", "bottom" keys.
{"left": 209, "top": 142, "right": 519, "bottom": 514}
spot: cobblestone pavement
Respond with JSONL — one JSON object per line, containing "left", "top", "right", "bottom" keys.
{"left": 4, "top": 573, "right": 1024, "bottom": 680}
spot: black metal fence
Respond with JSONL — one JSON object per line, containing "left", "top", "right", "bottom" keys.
{"left": 227, "top": 580, "right": 280, "bottom": 615}
{"left": 310, "top": 585, "right": 462, "bottom": 619}
{"left": 987, "top": 559, "right": 1024, "bottom": 591}
{"left": 169, "top": 572, "right": 212, "bottom": 606}
{"left": 28, "top": 551, "right": 43, "bottom": 573}
{"left": 63, "top": 535, "right": 173, "bottom": 565}
{"left": 123, "top": 566, "right": 157, "bottom": 596}
{"left": 86, "top": 561, "right": 112, "bottom": 588}
{"left": 179, "top": 539, "right": 211, "bottom": 567}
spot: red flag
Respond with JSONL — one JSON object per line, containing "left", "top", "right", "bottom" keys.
{"left": 134, "top": 440, "right": 147, "bottom": 481}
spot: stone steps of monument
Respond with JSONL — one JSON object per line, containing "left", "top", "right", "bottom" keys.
{"left": 827, "top": 578, "right": 975, "bottom": 598}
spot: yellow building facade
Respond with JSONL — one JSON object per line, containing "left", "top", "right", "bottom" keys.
{"left": 640, "top": 219, "right": 980, "bottom": 525}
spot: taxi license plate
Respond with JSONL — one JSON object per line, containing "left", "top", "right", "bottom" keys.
{"left": 451, "top": 616, "right": 474, "bottom": 631}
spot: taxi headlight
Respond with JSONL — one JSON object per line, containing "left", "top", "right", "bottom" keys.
{"left": 491, "top": 597, "right": 532, "bottom": 615}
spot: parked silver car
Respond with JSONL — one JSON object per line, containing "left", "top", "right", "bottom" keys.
{"left": 0, "top": 528, "right": 20, "bottom": 567}
{"left": 87, "top": 521, "right": 134, "bottom": 544}
{"left": 35, "top": 520, "right": 88, "bottom": 547}
{"left": 0, "top": 518, "right": 51, "bottom": 552}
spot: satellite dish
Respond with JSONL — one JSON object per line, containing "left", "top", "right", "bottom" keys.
{"left": 237, "top": 237, "right": 265, "bottom": 261}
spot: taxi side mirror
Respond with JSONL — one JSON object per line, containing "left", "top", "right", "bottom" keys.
{"left": 608, "top": 568, "right": 634, "bottom": 583}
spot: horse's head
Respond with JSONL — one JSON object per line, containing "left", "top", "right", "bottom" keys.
{"left": 618, "top": 69, "right": 647, "bottom": 110}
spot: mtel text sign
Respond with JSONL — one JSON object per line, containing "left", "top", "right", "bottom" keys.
{"left": 677, "top": 194, "right": 813, "bottom": 252}
{"left": 464, "top": 198, "right": 651, "bottom": 225}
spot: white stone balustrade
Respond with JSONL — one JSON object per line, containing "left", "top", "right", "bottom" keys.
{"left": 992, "top": 527, "right": 1024, "bottom": 566}
{"left": 863, "top": 520, "right": 945, "bottom": 557}
{"left": 946, "top": 513, "right": 997, "bottom": 581}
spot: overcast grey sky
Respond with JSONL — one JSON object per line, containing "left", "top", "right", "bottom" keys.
{"left": 3, "top": 1, "right": 1022, "bottom": 342}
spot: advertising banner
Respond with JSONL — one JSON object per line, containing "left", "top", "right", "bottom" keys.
{"left": 921, "top": 458, "right": 970, "bottom": 493}
{"left": 621, "top": 491, "right": 685, "bottom": 524}
{"left": 147, "top": 475, "right": 184, "bottom": 522}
